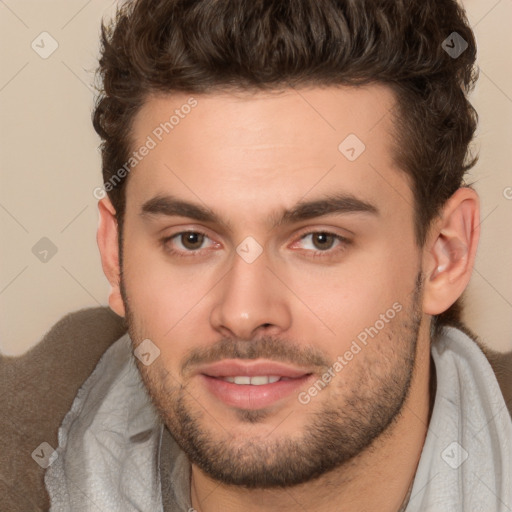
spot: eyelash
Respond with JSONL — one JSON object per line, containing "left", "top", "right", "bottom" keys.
{"left": 161, "top": 230, "right": 351, "bottom": 260}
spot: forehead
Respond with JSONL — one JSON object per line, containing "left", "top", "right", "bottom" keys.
{"left": 126, "top": 85, "right": 412, "bottom": 223}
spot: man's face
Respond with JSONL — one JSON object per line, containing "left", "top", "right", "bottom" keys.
{"left": 119, "top": 85, "right": 426, "bottom": 487}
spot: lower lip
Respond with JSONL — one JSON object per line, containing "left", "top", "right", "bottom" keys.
{"left": 201, "top": 374, "right": 313, "bottom": 410}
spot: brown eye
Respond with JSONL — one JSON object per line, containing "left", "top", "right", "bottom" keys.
{"left": 293, "top": 231, "right": 350, "bottom": 258}
{"left": 180, "top": 232, "right": 205, "bottom": 250}
{"left": 161, "top": 230, "right": 217, "bottom": 259}
{"left": 311, "top": 232, "right": 336, "bottom": 250}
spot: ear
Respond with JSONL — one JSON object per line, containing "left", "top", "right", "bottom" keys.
{"left": 422, "top": 187, "right": 480, "bottom": 316}
{"left": 97, "top": 197, "right": 126, "bottom": 317}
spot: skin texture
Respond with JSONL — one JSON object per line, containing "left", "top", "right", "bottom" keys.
{"left": 97, "top": 85, "right": 480, "bottom": 512}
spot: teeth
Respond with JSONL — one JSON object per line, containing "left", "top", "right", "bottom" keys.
{"left": 221, "top": 376, "right": 281, "bottom": 385}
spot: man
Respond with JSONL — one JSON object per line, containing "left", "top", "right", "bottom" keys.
{"left": 45, "top": 0, "right": 512, "bottom": 511}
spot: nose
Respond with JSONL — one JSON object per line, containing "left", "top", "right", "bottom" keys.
{"left": 209, "top": 249, "right": 292, "bottom": 340}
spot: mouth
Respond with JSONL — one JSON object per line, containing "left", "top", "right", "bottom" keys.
{"left": 197, "top": 360, "right": 314, "bottom": 410}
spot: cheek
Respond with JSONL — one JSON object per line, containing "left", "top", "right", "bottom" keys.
{"left": 280, "top": 241, "right": 419, "bottom": 345}
{"left": 122, "top": 238, "right": 217, "bottom": 340}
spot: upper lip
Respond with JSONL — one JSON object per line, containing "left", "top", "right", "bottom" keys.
{"left": 197, "top": 360, "right": 312, "bottom": 378}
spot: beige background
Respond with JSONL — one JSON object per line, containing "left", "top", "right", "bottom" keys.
{"left": 0, "top": 0, "right": 511, "bottom": 356}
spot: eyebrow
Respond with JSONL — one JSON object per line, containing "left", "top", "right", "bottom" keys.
{"left": 140, "top": 192, "right": 379, "bottom": 230}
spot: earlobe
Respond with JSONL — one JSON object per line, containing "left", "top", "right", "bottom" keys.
{"left": 97, "top": 197, "right": 126, "bottom": 318}
{"left": 422, "top": 187, "right": 480, "bottom": 316}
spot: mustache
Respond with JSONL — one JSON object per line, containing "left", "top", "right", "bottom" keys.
{"left": 180, "top": 336, "right": 331, "bottom": 378}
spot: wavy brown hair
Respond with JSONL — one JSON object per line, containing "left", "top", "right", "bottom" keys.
{"left": 92, "top": 0, "right": 479, "bottom": 338}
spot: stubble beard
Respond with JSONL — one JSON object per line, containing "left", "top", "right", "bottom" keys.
{"left": 122, "top": 275, "right": 423, "bottom": 489}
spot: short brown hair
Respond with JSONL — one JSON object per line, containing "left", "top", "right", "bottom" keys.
{"left": 92, "top": 0, "right": 478, "bottom": 333}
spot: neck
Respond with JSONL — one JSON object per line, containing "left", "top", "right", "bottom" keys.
{"left": 190, "top": 332, "right": 435, "bottom": 512}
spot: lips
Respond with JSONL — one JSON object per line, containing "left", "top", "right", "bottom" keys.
{"left": 196, "top": 359, "right": 314, "bottom": 410}
{"left": 198, "top": 360, "right": 311, "bottom": 379}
